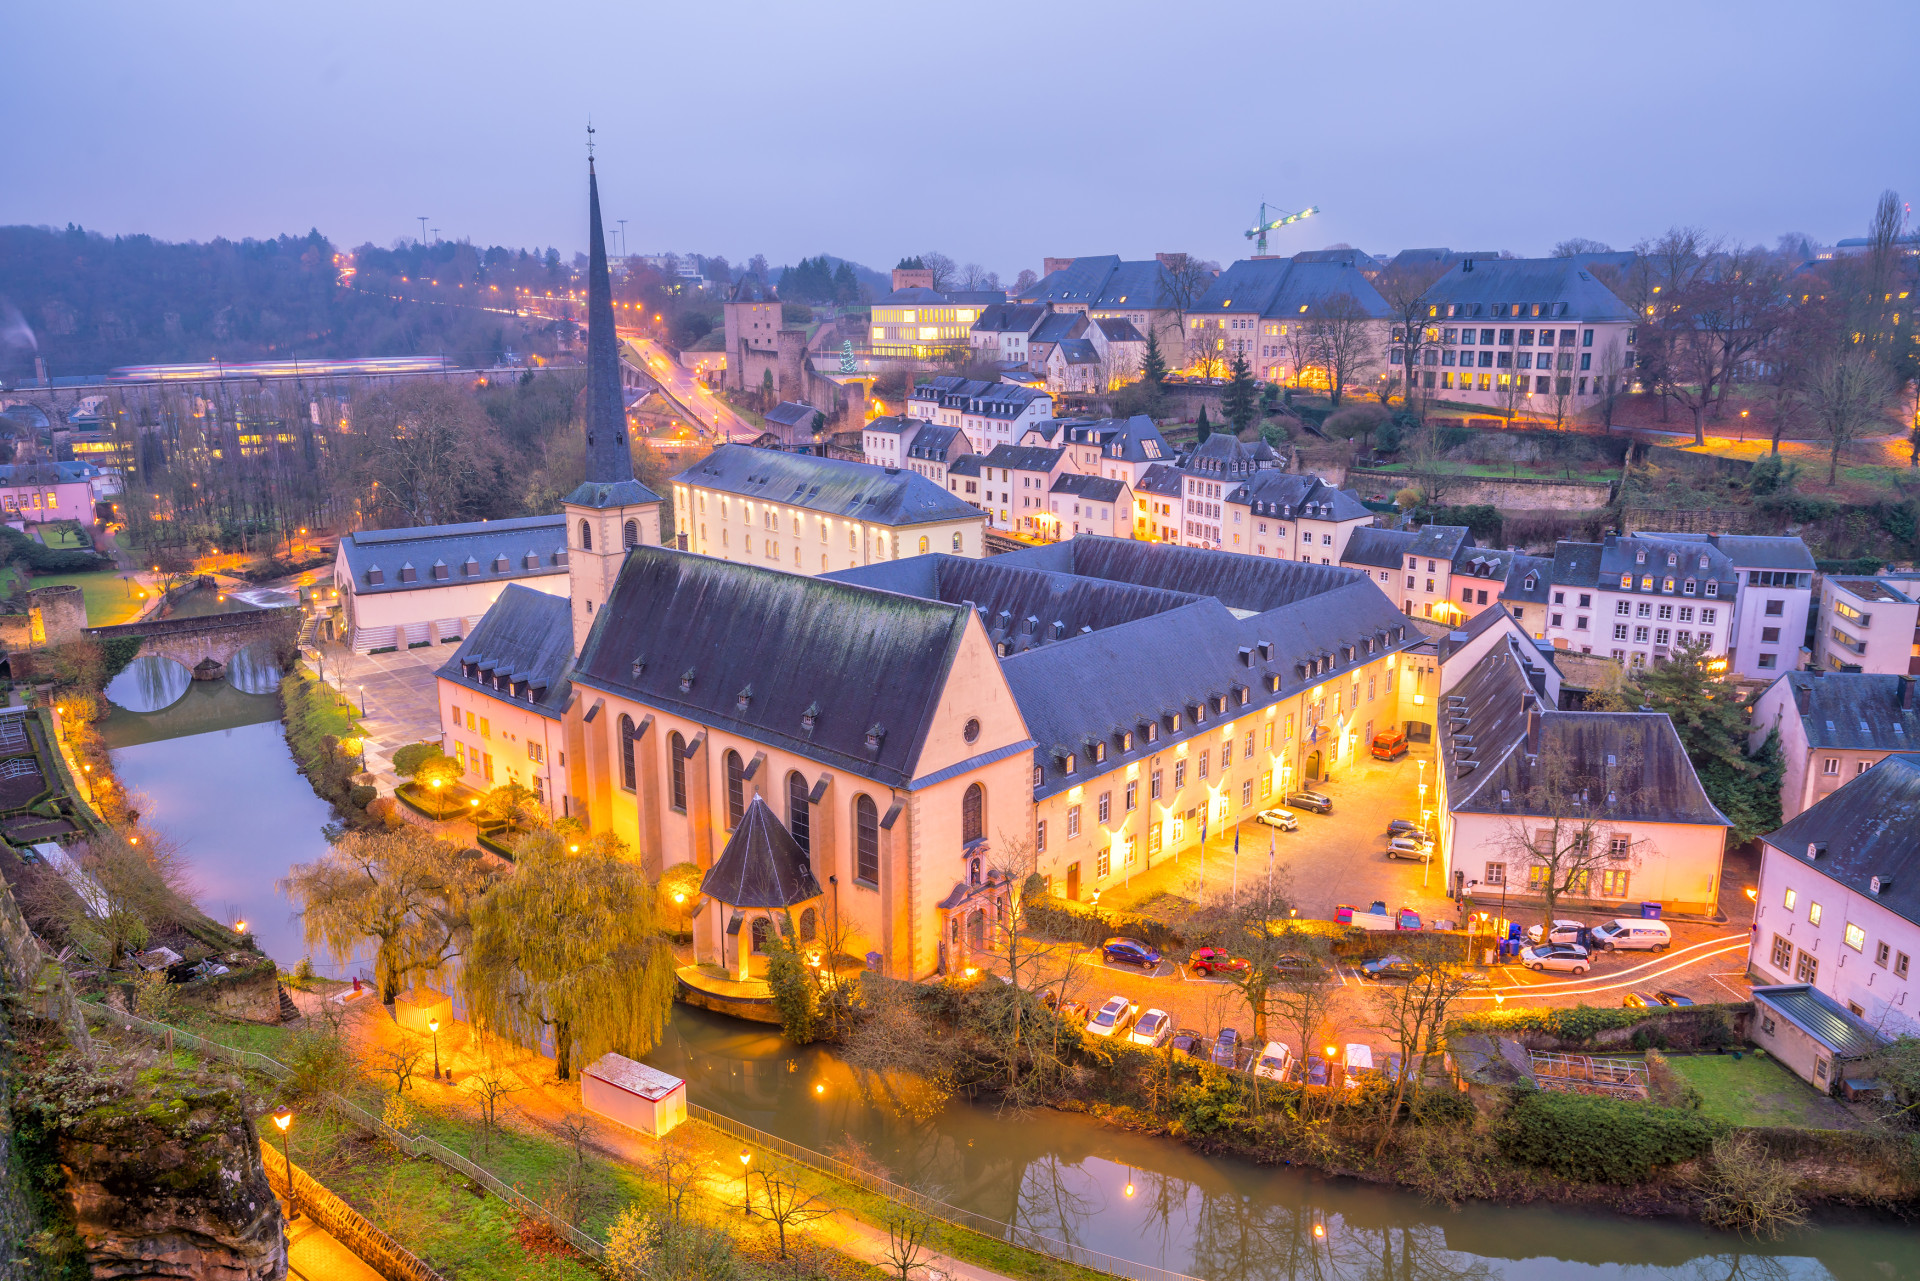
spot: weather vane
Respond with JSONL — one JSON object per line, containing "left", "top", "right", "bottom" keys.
{"left": 586, "top": 119, "right": 596, "bottom": 161}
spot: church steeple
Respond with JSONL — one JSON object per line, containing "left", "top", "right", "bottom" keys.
{"left": 583, "top": 157, "right": 635, "bottom": 485}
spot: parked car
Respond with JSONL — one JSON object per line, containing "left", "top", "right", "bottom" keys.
{"left": 1102, "top": 937, "right": 1162, "bottom": 969}
{"left": 1188, "top": 947, "right": 1249, "bottom": 977}
{"left": 1128, "top": 1008, "right": 1172, "bottom": 1047}
{"left": 1273, "top": 953, "right": 1328, "bottom": 980}
{"left": 1303, "top": 1055, "right": 1331, "bottom": 1087}
{"left": 1385, "top": 836, "right": 1431, "bottom": 862}
{"left": 1385, "top": 818, "right": 1423, "bottom": 838}
{"left": 1588, "top": 918, "right": 1672, "bottom": 952}
{"left": 1055, "top": 999, "right": 1090, "bottom": 1026}
{"left": 1085, "top": 995, "right": 1139, "bottom": 1037}
{"left": 1369, "top": 729, "right": 1409, "bottom": 761}
{"left": 1361, "top": 954, "right": 1419, "bottom": 981}
{"left": 1285, "top": 789, "right": 1333, "bottom": 814}
{"left": 1527, "top": 919, "right": 1587, "bottom": 946}
{"left": 1210, "top": 1028, "right": 1241, "bottom": 1069}
{"left": 1255, "top": 807, "right": 1299, "bottom": 831}
{"left": 1169, "top": 1028, "right": 1210, "bottom": 1060}
{"left": 1254, "top": 1040, "right": 1294, "bottom": 1082}
{"left": 1342, "top": 1043, "right": 1375, "bottom": 1089}
{"left": 1655, "top": 990, "right": 1696, "bottom": 1007}
{"left": 1622, "top": 991, "right": 1662, "bottom": 1009}
{"left": 1520, "top": 943, "right": 1592, "bottom": 974}
{"left": 1450, "top": 967, "right": 1492, "bottom": 987}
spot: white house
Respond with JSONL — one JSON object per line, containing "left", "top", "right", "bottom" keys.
{"left": 1750, "top": 753, "right": 1920, "bottom": 1041}
{"left": 1639, "top": 533, "right": 1814, "bottom": 679}
{"left": 1541, "top": 535, "right": 1737, "bottom": 670}
{"left": 334, "top": 515, "right": 573, "bottom": 652}
{"left": 1232, "top": 472, "right": 1374, "bottom": 565}
{"left": 860, "top": 415, "right": 917, "bottom": 469}
{"left": 907, "top": 377, "right": 1054, "bottom": 453}
{"left": 1812, "top": 573, "right": 1920, "bottom": 675}
{"left": 1747, "top": 671, "right": 1920, "bottom": 820}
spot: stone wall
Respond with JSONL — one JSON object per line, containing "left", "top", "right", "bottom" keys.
{"left": 1347, "top": 468, "right": 1614, "bottom": 511}
{"left": 0, "top": 584, "right": 89, "bottom": 667}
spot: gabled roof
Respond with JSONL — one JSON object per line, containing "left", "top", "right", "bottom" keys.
{"left": 1751, "top": 985, "right": 1889, "bottom": 1060}
{"left": 971, "top": 303, "right": 1049, "bottom": 335}
{"left": 1050, "top": 473, "right": 1129, "bottom": 503}
{"left": 1230, "top": 471, "right": 1369, "bottom": 522}
{"left": 1024, "top": 256, "right": 1177, "bottom": 312}
{"left": 1409, "top": 524, "right": 1473, "bottom": 562}
{"left": 1454, "top": 546, "right": 1520, "bottom": 580}
{"left": 1634, "top": 533, "right": 1816, "bottom": 572}
{"left": 1052, "top": 415, "right": 1174, "bottom": 464}
{"left": 1550, "top": 541, "right": 1604, "bottom": 589}
{"left": 574, "top": 548, "right": 974, "bottom": 787}
{"left": 1341, "top": 526, "right": 1416, "bottom": 570}
{"left": 0, "top": 461, "right": 96, "bottom": 485}
{"left": 765, "top": 401, "right": 819, "bottom": 428}
{"left": 948, "top": 455, "right": 984, "bottom": 478}
{"left": 1770, "top": 671, "right": 1920, "bottom": 751}
{"left": 1093, "top": 316, "right": 1146, "bottom": 342}
{"left": 1191, "top": 257, "right": 1392, "bottom": 320}
{"left": 863, "top": 415, "right": 915, "bottom": 438}
{"left": 980, "top": 444, "right": 1069, "bottom": 473}
{"left": 1423, "top": 257, "right": 1634, "bottom": 323}
{"left": 438, "top": 584, "right": 575, "bottom": 720}
{"left": 339, "top": 515, "right": 568, "bottom": 595}
{"left": 1761, "top": 754, "right": 1920, "bottom": 929}
{"left": 1501, "top": 555, "right": 1553, "bottom": 604}
{"left": 906, "top": 422, "right": 965, "bottom": 460}
{"left": 1031, "top": 312, "right": 1088, "bottom": 344}
{"left": 1596, "top": 533, "right": 1737, "bottom": 593}
{"left": 676, "top": 444, "right": 982, "bottom": 527}
{"left": 1136, "top": 463, "right": 1184, "bottom": 496}
{"left": 1056, "top": 338, "right": 1101, "bottom": 365}
{"left": 701, "top": 795, "right": 824, "bottom": 909}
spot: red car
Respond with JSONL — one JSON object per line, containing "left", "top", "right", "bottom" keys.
{"left": 1189, "top": 947, "right": 1250, "bottom": 977}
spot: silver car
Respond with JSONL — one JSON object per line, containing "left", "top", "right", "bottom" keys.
{"left": 1520, "top": 943, "right": 1592, "bottom": 974}
{"left": 1385, "top": 836, "right": 1431, "bottom": 861}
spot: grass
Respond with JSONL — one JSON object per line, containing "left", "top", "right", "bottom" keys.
{"left": 33, "top": 570, "right": 146, "bottom": 626}
{"left": 37, "top": 521, "right": 89, "bottom": 549}
{"left": 1665, "top": 1052, "right": 1857, "bottom": 1130}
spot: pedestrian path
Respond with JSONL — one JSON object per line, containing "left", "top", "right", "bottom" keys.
{"left": 285, "top": 1216, "right": 385, "bottom": 1281}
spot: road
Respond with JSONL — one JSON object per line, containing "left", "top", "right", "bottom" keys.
{"left": 616, "top": 332, "right": 759, "bottom": 443}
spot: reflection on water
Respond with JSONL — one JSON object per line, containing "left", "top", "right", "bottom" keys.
{"left": 225, "top": 642, "right": 282, "bottom": 695}
{"left": 644, "top": 1005, "right": 1901, "bottom": 1280}
{"left": 105, "top": 654, "right": 191, "bottom": 712}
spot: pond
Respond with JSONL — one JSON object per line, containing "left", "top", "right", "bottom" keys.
{"left": 643, "top": 1005, "right": 1910, "bottom": 1281}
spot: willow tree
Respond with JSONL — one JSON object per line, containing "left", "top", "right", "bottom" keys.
{"left": 463, "top": 829, "right": 677, "bottom": 1081}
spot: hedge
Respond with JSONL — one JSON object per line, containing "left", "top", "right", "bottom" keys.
{"left": 0, "top": 525, "right": 107, "bottom": 573}
{"left": 1497, "top": 1088, "right": 1722, "bottom": 1183}
{"left": 1449, "top": 1002, "right": 1747, "bottom": 1046}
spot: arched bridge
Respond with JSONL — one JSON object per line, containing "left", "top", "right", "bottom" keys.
{"left": 87, "top": 607, "right": 301, "bottom": 675}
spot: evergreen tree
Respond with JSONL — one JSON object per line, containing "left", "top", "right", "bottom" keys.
{"left": 1140, "top": 330, "right": 1169, "bottom": 389}
{"left": 1195, "top": 404, "right": 1212, "bottom": 443}
{"left": 1223, "top": 354, "right": 1258, "bottom": 434}
{"left": 1633, "top": 638, "right": 1785, "bottom": 844}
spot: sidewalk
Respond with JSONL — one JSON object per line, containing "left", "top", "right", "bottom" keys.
{"left": 285, "top": 1216, "right": 384, "bottom": 1281}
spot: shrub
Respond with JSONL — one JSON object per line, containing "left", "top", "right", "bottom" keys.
{"left": 1410, "top": 1087, "right": 1476, "bottom": 1127}
{"left": 390, "top": 742, "right": 443, "bottom": 777}
{"left": 347, "top": 784, "right": 377, "bottom": 810}
{"left": 0, "top": 524, "right": 107, "bottom": 573}
{"left": 1497, "top": 1088, "right": 1721, "bottom": 1183}
{"left": 1686, "top": 1132, "right": 1807, "bottom": 1238}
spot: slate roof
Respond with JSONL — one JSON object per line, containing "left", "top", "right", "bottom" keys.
{"left": 1093, "top": 316, "right": 1146, "bottom": 343}
{"left": 1023, "top": 256, "right": 1175, "bottom": 312}
{"left": 1050, "top": 473, "right": 1129, "bottom": 504}
{"left": 980, "top": 444, "right": 1068, "bottom": 474}
{"left": 765, "top": 401, "right": 819, "bottom": 429}
{"left": 1230, "top": 471, "right": 1369, "bottom": 522}
{"left": 1052, "top": 416, "right": 1174, "bottom": 464}
{"left": 1596, "top": 533, "right": 1738, "bottom": 595}
{"left": 1550, "top": 541, "right": 1604, "bottom": 589}
{"left": 1191, "top": 257, "right": 1392, "bottom": 320}
{"left": 1423, "top": 257, "right": 1635, "bottom": 323}
{"left": 1771, "top": 671, "right": 1920, "bottom": 751}
{"left": 972, "top": 303, "right": 1049, "bottom": 335}
{"left": 574, "top": 549, "right": 976, "bottom": 787}
{"left": 339, "top": 515, "right": 568, "bottom": 595}
{"left": 863, "top": 415, "right": 914, "bottom": 439}
{"left": 1454, "top": 546, "right": 1520, "bottom": 581}
{"left": 1409, "top": 524, "right": 1473, "bottom": 564}
{"left": 1433, "top": 598, "right": 1526, "bottom": 666}
{"left": 989, "top": 536, "right": 1384, "bottom": 616}
{"left": 906, "top": 422, "right": 966, "bottom": 462}
{"left": 1136, "top": 463, "right": 1184, "bottom": 496}
{"left": 911, "top": 377, "right": 1052, "bottom": 420}
{"left": 701, "top": 795, "right": 824, "bottom": 909}
{"left": 1030, "top": 312, "right": 1088, "bottom": 345}
{"left": 1762, "top": 753, "right": 1920, "bottom": 926}
{"left": 676, "top": 444, "right": 982, "bottom": 527}
{"left": 582, "top": 161, "right": 639, "bottom": 492}
{"left": 1635, "top": 533, "right": 1816, "bottom": 572}
{"left": 1752, "top": 985, "right": 1890, "bottom": 1059}
{"left": 438, "top": 584, "right": 574, "bottom": 720}
{"left": 564, "top": 478, "right": 662, "bottom": 510}
{"left": 1184, "top": 432, "right": 1276, "bottom": 479}
{"left": 1440, "top": 638, "right": 1729, "bottom": 826}
{"left": 1341, "top": 526, "right": 1416, "bottom": 570}
{"left": 947, "top": 455, "right": 984, "bottom": 479}
{"left": 0, "top": 461, "right": 97, "bottom": 485}
{"left": 1502, "top": 555, "right": 1554, "bottom": 604}
{"left": 1055, "top": 338, "right": 1101, "bottom": 365}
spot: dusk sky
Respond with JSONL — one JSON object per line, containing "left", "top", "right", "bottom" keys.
{"left": 6, "top": 0, "right": 1915, "bottom": 275}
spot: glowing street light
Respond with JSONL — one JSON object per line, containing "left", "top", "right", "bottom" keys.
{"left": 272, "top": 1107, "right": 297, "bottom": 1220}
{"left": 738, "top": 1148, "right": 752, "bottom": 1215}
{"left": 429, "top": 1017, "right": 442, "bottom": 1080}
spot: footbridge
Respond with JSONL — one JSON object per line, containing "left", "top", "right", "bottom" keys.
{"left": 87, "top": 607, "right": 301, "bottom": 675}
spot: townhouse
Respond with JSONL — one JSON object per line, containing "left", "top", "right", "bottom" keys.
{"left": 907, "top": 376, "right": 1055, "bottom": 453}
{"left": 1134, "top": 465, "right": 1184, "bottom": 543}
{"left": 964, "top": 444, "right": 1082, "bottom": 534}
{"left": 671, "top": 444, "right": 987, "bottom": 574}
{"left": 902, "top": 421, "right": 970, "bottom": 488}
{"left": 1391, "top": 257, "right": 1638, "bottom": 409}
{"left": 0, "top": 461, "right": 101, "bottom": 527}
{"left": 1747, "top": 671, "right": 1920, "bottom": 820}
{"left": 1228, "top": 472, "right": 1373, "bottom": 564}
{"left": 1539, "top": 535, "right": 1737, "bottom": 669}
{"left": 1040, "top": 416, "right": 1176, "bottom": 488}
{"left": 1813, "top": 573, "right": 1920, "bottom": 675}
{"left": 1751, "top": 754, "right": 1920, "bottom": 1042}
{"left": 1044, "top": 473, "right": 1133, "bottom": 541}
{"left": 969, "top": 302, "right": 1050, "bottom": 365}
{"left": 1184, "top": 252, "right": 1392, "bottom": 388}
{"left": 1638, "top": 533, "right": 1815, "bottom": 679}
{"left": 859, "top": 416, "right": 916, "bottom": 470}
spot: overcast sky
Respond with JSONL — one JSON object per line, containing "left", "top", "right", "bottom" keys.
{"left": 5, "top": 0, "right": 1914, "bottom": 276}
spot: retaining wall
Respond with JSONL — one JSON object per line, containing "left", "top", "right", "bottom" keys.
{"left": 1347, "top": 468, "right": 1614, "bottom": 510}
{"left": 259, "top": 1143, "right": 446, "bottom": 1281}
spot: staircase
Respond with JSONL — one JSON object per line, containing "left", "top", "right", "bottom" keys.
{"left": 277, "top": 984, "right": 301, "bottom": 1022}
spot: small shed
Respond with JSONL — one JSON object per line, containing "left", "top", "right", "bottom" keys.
{"left": 1750, "top": 984, "right": 1889, "bottom": 1091}
{"left": 582, "top": 1053, "right": 687, "bottom": 1137}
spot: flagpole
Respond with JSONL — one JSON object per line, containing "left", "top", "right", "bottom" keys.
{"left": 1198, "top": 816, "right": 1206, "bottom": 891}
{"left": 1267, "top": 832, "right": 1275, "bottom": 914}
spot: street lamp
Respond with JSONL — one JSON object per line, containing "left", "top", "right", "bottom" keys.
{"left": 738, "top": 1148, "right": 752, "bottom": 1216}
{"left": 430, "top": 777, "right": 444, "bottom": 818}
{"left": 272, "top": 1107, "right": 296, "bottom": 1221}
{"left": 358, "top": 686, "right": 365, "bottom": 716}
{"left": 429, "top": 1017, "right": 442, "bottom": 1079}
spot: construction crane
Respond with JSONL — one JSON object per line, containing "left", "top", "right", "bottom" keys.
{"left": 1245, "top": 201, "right": 1319, "bottom": 256}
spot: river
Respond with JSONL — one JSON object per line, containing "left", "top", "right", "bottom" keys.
{"left": 96, "top": 595, "right": 1905, "bottom": 1278}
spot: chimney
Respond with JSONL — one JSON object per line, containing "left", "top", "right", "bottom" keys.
{"left": 1902, "top": 676, "right": 1916, "bottom": 711}
{"left": 1525, "top": 705, "right": 1542, "bottom": 758}
{"left": 1042, "top": 257, "right": 1075, "bottom": 277}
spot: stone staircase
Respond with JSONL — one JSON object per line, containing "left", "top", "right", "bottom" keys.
{"left": 277, "top": 984, "right": 300, "bottom": 1023}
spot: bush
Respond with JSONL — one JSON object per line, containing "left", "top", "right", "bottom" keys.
{"left": 1410, "top": 1087, "right": 1476, "bottom": 1127}
{"left": 390, "top": 742, "right": 443, "bottom": 778}
{"left": 347, "top": 784, "right": 377, "bottom": 810}
{"left": 1687, "top": 1132, "right": 1807, "bottom": 1238}
{"left": 0, "top": 524, "right": 108, "bottom": 573}
{"left": 1423, "top": 504, "right": 1503, "bottom": 543}
{"left": 1021, "top": 897, "right": 1186, "bottom": 953}
{"left": 1497, "top": 1088, "right": 1721, "bottom": 1183}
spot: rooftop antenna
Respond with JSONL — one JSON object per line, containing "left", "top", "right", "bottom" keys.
{"left": 1245, "top": 201, "right": 1319, "bottom": 256}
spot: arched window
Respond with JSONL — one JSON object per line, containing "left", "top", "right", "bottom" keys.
{"left": 854, "top": 794, "right": 879, "bottom": 884}
{"left": 750, "top": 917, "right": 774, "bottom": 954}
{"left": 668, "top": 731, "right": 687, "bottom": 811}
{"left": 919, "top": 535, "right": 930, "bottom": 554}
{"left": 725, "top": 750, "right": 745, "bottom": 828}
{"left": 799, "top": 907, "right": 817, "bottom": 943}
{"left": 787, "top": 771, "right": 811, "bottom": 855}
{"left": 623, "top": 519, "right": 639, "bottom": 548}
{"left": 962, "top": 782, "right": 984, "bottom": 845}
{"left": 579, "top": 519, "right": 593, "bottom": 550}
{"left": 952, "top": 532, "right": 963, "bottom": 552}
{"left": 618, "top": 715, "right": 637, "bottom": 792}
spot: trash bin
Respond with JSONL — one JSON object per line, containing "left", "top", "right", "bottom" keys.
{"left": 1640, "top": 901, "right": 1662, "bottom": 920}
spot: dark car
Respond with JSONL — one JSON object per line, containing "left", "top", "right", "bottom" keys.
{"left": 1043, "top": 991, "right": 1091, "bottom": 1025}
{"left": 1272, "top": 953, "right": 1328, "bottom": 980}
{"left": 1361, "top": 954, "right": 1419, "bottom": 981}
{"left": 1189, "top": 947, "right": 1249, "bottom": 977}
{"left": 1211, "top": 1028, "right": 1241, "bottom": 1069}
{"left": 1303, "top": 1055, "right": 1331, "bottom": 1087}
{"left": 1170, "top": 1029, "right": 1211, "bottom": 1060}
{"left": 1385, "top": 818, "right": 1423, "bottom": 838}
{"left": 1101, "top": 937, "right": 1162, "bottom": 970}
{"left": 1622, "top": 991, "right": 1662, "bottom": 1009}
{"left": 1285, "top": 789, "right": 1333, "bottom": 814}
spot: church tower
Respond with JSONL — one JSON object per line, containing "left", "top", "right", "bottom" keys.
{"left": 565, "top": 154, "right": 662, "bottom": 651}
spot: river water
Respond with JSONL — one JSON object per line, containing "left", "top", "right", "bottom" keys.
{"left": 95, "top": 593, "right": 1907, "bottom": 1277}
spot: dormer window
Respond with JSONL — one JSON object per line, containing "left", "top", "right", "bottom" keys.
{"left": 1699, "top": 555, "right": 1709, "bottom": 570}
{"left": 1119, "top": 730, "right": 1134, "bottom": 752}
{"left": 366, "top": 565, "right": 384, "bottom": 586}
{"left": 1619, "top": 573, "right": 1632, "bottom": 588}
{"left": 1169, "top": 712, "right": 1182, "bottom": 732}
{"left": 680, "top": 669, "right": 695, "bottom": 692}
{"left": 1664, "top": 577, "right": 1675, "bottom": 592}
{"left": 865, "top": 723, "right": 886, "bottom": 752}
{"left": 736, "top": 685, "right": 753, "bottom": 712}
{"left": 1145, "top": 722, "right": 1159, "bottom": 743}
{"left": 1064, "top": 751, "right": 1077, "bottom": 775}
{"left": 1667, "top": 553, "right": 1677, "bottom": 566}
{"left": 1683, "top": 578, "right": 1696, "bottom": 595}
{"left": 1705, "top": 580, "right": 1719, "bottom": 597}
{"left": 1641, "top": 576, "right": 1654, "bottom": 591}
{"left": 1635, "top": 550, "right": 1646, "bottom": 564}
{"left": 1523, "top": 575, "right": 1535, "bottom": 590}
{"left": 493, "top": 554, "right": 510, "bottom": 573}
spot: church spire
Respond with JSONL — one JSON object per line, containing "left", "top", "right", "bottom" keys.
{"left": 584, "top": 154, "right": 635, "bottom": 485}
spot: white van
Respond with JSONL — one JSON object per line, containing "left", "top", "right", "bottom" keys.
{"left": 1588, "top": 918, "right": 1672, "bottom": 952}
{"left": 1343, "top": 1043, "right": 1375, "bottom": 1089}
{"left": 1253, "top": 1041, "right": 1294, "bottom": 1082}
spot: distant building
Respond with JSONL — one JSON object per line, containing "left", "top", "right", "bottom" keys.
{"left": 1748, "top": 671, "right": 1920, "bottom": 820}
{"left": 1185, "top": 252, "right": 1392, "bottom": 389}
{"left": 671, "top": 444, "right": 987, "bottom": 573}
{"left": 1019, "top": 254, "right": 1191, "bottom": 354}
{"left": 1537, "top": 534, "right": 1738, "bottom": 670}
{"left": 906, "top": 377, "right": 1054, "bottom": 453}
{"left": 0, "top": 461, "right": 102, "bottom": 527}
{"left": 969, "top": 444, "right": 1080, "bottom": 535}
{"left": 870, "top": 286, "right": 1006, "bottom": 361}
{"left": 334, "top": 515, "right": 572, "bottom": 652}
{"left": 761, "top": 401, "right": 825, "bottom": 452}
{"left": 1813, "top": 573, "right": 1920, "bottom": 676}
{"left": 969, "top": 303, "right": 1051, "bottom": 365}
{"left": 1044, "top": 473, "right": 1133, "bottom": 541}
{"left": 435, "top": 584, "right": 574, "bottom": 804}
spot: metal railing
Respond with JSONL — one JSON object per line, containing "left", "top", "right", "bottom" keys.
{"left": 83, "top": 1004, "right": 605, "bottom": 1260}
{"left": 688, "top": 1103, "right": 1203, "bottom": 1281}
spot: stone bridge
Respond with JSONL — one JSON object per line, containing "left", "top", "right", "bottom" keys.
{"left": 87, "top": 607, "right": 301, "bottom": 678}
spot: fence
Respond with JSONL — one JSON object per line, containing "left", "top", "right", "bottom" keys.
{"left": 688, "top": 1103, "right": 1204, "bottom": 1281}
{"left": 258, "top": 1140, "right": 445, "bottom": 1281}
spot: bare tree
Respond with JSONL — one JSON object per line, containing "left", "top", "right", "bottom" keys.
{"left": 1552, "top": 238, "right": 1613, "bottom": 257}
{"left": 378, "top": 1046, "right": 424, "bottom": 1095}
{"left": 1366, "top": 935, "right": 1478, "bottom": 1155}
{"left": 1011, "top": 268, "right": 1039, "bottom": 295}
{"left": 881, "top": 1204, "right": 936, "bottom": 1281}
{"left": 1662, "top": 246, "right": 1789, "bottom": 444}
{"left": 1375, "top": 259, "right": 1450, "bottom": 419}
{"left": 751, "top": 1163, "right": 833, "bottom": 1257}
{"left": 920, "top": 252, "right": 957, "bottom": 292}
{"left": 1496, "top": 742, "right": 1645, "bottom": 928}
{"left": 1264, "top": 932, "right": 1343, "bottom": 1118}
{"left": 1156, "top": 253, "right": 1215, "bottom": 336}
{"left": 1305, "top": 293, "right": 1382, "bottom": 407}
{"left": 1802, "top": 350, "right": 1897, "bottom": 484}
{"left": 466, "top": 1069, "right": 522, "bottom": 1153}
{"left": 1182, "top": 880, "right": 1307, "bottom": 1044}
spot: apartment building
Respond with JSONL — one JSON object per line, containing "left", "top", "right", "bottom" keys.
{"left": 1038, "top": 416, "right": 1175, "bottom": 488}
{"left": 969, "top": 303, "right": 1051, "bottom": 365}
{"left": 907, "top": 376, "right": 1055, "bottom": 453}
{"left": 1228, "top": 472, "right": 1373, "bottom": 564}
{"left": 871, "top": 286, "right": 1006, "bottom": 360}
{"left": 1639, "top": 533, "right": 1815, "bottom": 678}
{"left": 1045, "top": 473, "right": 1134, "bottom": 540}
{"left": 1813, "top": 574, "right": 1920, "bottom": 675}
{"left": 1184, "top": 253, "right": 1392, "bottom": 387}
{"left": 1391, "top": 257, "right": 1637, "bottom": 409}
{"left": 1539, "top": 536, "right": 1737, "bottom": 668}
{"left": 436, "top": 585, "right": 574, "bottom": 806}
{"left": 1748, "top": 671, "right": 1920, "bottom": 820}
{"left": 671, "top": 445, "right": 986, "bottom": 573}
{"left": 1134, "top": 465, "right": 1184, "bottom": 542}
{"left": 1020, "top": 254, "right": 1188, "bottom": 352}
{"left": 961, "top": 444, "right": 1082, "bottom": 534}
{"left": 859, "top": 416, "right": 917, "bottom": 469}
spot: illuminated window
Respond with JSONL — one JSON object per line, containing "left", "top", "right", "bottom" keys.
{"left": 1844, "top": 923, "right": 1866, "bottom": 952}
{"left": 1808, "top": 901, "right": 1823, "bottom": 926}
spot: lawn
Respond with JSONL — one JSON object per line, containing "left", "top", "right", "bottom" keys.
{"left": 37, "top": 521, "right": 90, "bottom": 549}
{"left": 1665, "top": 1051, "right": 1858, "bottom": 1130}
{"left": 34, "top": 570, "right": 146, "bottom": 626}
